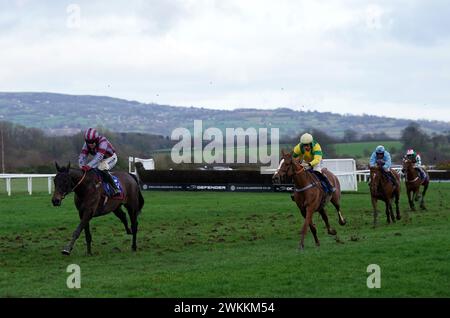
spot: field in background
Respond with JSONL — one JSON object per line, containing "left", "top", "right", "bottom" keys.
{"left": 147, "top": 141, "right": 403, "bottom": 163}
{"left": 1, "top": 182, "right": 449, "bottom": 297}
{"left": 333, "top": 141, "right": 403, "bottom": 160}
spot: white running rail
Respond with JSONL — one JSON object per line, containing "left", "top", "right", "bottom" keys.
{"left": 0, "top": 174, "right": 55, "bottom": 196}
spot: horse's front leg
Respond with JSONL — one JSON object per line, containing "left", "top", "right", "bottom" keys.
{"left": 371, "top": 196, "right": 378, "bottom": 227}
{"left": 299, "top": 207, "right": 313, "bottom": 250}
{"left": 385, "top": 200, "right": 395, "bottom": 224}
{"left": 84, "top": 222, "right": 92, "bottom": 256}
{"left": 62, "top": 210, "right": 92, "bottom": 255}
{"left": 407, "top": 189, "right": 415, "bottom": 211}
{"left": 395, "top": 190, "right": 401, "bottom": 220}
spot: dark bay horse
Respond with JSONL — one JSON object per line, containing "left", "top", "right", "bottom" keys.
{"left": 52, "top": 162, "right": 144, "bottom": 255}
{"left": 274, "top": 151, "right": 346, "bottom": 250}
{"left": 402, "top": 159, "right": 429, "bottom": 211}
{"left": 369, "top": 166, "right": 400, "bottom": 226}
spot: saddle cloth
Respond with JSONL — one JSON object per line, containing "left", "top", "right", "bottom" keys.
{"left": 415, "top": 168, "right": 429, "bottom": 184}
{"left": 307, "top": 170, "right": 331, "bottom": 194}
{"left": 94, "top": 170, "right": 125, "bottom": 199}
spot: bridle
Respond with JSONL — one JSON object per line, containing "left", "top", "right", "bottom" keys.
{"left": 280, "top": 157, "right": 318, "bottom": 192}
{"left": 403, "top": 160, "right": 419, "bottom": 183}
{"left": 57, "top": 170, "right": 87, "bottom": 198}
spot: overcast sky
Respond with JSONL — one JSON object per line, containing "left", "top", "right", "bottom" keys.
{"left": 1, "top": 0, "right": 450, "bottom": 121}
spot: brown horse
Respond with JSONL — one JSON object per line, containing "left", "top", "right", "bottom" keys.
{"left": 52, "top": 162, "right": 144, "bottom": 255}
{"left": 369, "top": 166, "right": 401, "bottom": 226}
{"left": 402, "top": 159, "right": 429, "bottom": 211}
{"left": 274, "top": 151, "right": 346, "bottom": 250}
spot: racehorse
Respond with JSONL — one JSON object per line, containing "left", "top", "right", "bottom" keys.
{"left": 51, "top": 162, "right": 144, "bottom": 255}
{"left": 369, "top": 165, "right": 401, "bottom": 226}
{"left": 402, "top": 159, "right": 429, "bottom": 211}
{"left": 274, "top": 151, "right": 346, "bottom": 250}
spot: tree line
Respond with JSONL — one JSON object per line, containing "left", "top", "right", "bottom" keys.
{"left": 0, "top": 121, "right": 175, "bottom": 173}
{"left": 1, "top": 121, "right": 449, "bottom": 172}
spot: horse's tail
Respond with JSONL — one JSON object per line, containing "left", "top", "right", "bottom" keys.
{"left": 129, "top": 173, "right": 144, "bottom": 213}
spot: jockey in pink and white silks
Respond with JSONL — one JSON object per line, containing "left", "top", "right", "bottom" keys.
{"left": 78, "top": 128, "right": 119, "bottom": 194}
{"left": 404, "top": 148, "right": 426, "bottom": 180}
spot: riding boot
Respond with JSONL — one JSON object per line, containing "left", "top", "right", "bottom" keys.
{"left": 103, "top": 171, "right": 120, "bottom": 195}
{"left": 314, "top": 171, "right": 335, "bottom": 193}
{"left": 322, "top": 174, "right": 336, "bottom": 193}
{"left": 416, "top": 167, "right": 425, "bottom": 180}
{"left": 389, "top": 171, "right": 399, "bottom": 189}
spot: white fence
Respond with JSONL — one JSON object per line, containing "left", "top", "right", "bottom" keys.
{"left": 322, "top": 159, "right": 358, "bottom": 191}
{"left": 129, "top": 156, "right": 154, "bottom": 174}
{"left": 356, "top": 168, "right": 448, "bottom": 182}
{"left": 266, "top": 158, "right": 359, "bottom": 191}
{"left": 0, "top": 174, "right": 55, "bottom": 196}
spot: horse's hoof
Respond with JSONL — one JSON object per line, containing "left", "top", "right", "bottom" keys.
{"left": 126, "top": 230, "right": 132, "bottom": 235}
{"left": 396, "top": 215, "right": 401, "bottom": 220}
{"left": 328, "top": 229, "right": 337, "bottom": 235}
{"left": 61, "top": 249, "right": 71, "bottom": 256}
{"left": 339, "top": 219, "right": 346, "bottom": 226}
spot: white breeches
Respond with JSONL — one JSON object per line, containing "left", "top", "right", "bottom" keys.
{"left": 98, "top": 153, "right": 118, "bottom": 171}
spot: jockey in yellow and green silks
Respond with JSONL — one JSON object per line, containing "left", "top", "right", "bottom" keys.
{"left": 292, "top": 133, "right": 335, "bottom": 193}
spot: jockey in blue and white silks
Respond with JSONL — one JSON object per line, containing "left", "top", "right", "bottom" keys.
{"left": 369, "top": 145, "right": 392, "bottom": 171}
{"left": 369, "top": 145, "right": 399, "bottom": 187}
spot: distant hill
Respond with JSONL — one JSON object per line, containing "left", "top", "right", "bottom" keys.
{"left": 1, "top": 92, "right": 449, "bottom": 138}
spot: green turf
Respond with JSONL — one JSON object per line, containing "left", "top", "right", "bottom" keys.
{"left": 1, "top": 183, "right": 449, "bottom": 297}
{"left": 334, "top": 141, "right": 403, "bottom": 159}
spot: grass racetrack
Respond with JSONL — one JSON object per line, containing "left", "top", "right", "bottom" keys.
{"left": 1, "top": 181, "right": 449, "bottom": 297}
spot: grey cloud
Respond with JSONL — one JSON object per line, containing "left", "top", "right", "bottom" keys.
{"left": 388, "top": 0, "right": 450, "bottom": 46}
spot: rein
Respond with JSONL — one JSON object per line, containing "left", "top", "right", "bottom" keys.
{"left": 406, "top": 175, "right": 419, "bottom": 183}
{"left": 404, "top": 163, "right": 419, "bottom": 183}
{"left": 72, "top": 171, "right": 87, "bottom": 192}
{"left": 290, "top": 160, "right": 318, "bottom": 192}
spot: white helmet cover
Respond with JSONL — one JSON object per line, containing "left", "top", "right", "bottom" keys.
{"left": 300, "top": 133, "right": 313, "bottom": 144}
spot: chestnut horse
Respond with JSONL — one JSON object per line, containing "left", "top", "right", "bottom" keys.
{"left": 402, "top": 159, "right": 429, "bottom": 211}
{"left": 52, "top": 162, "right": 144, "bottom": 255}
{"left": 274, "top": 151, "right": 346, "bottom": 250}
{"left": 369, "top": 166, "right": 401, "bottom": 226}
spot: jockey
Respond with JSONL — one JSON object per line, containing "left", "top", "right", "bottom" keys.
{"left": 369, "top": 145, "right": 399, "bottom": 187}
{"left": 292, "top": 133, "right": 335, "bottom": 193}
{"left": 404, "top": 148, "right": 426, "bottom": 180}
{"left": 78, "top": 128, "right": 119, "bottom": 194}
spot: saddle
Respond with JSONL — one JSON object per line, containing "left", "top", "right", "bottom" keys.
{"left": 381, "top": 169, "right": 398, "bottom": 188}
{"left": 308, "top": 169, "right": 335, "bottom": 194}
{"left": 405, "top": 167, "right": 430, "bottom": 184}
{"left": 93, "top": 169, "right": 124, "bottom": 200}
